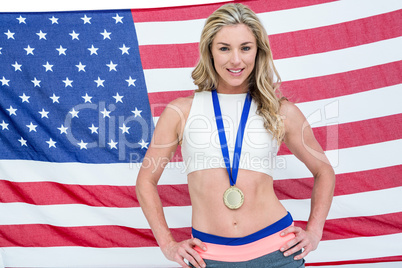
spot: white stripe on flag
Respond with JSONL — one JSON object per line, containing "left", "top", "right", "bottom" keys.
{"left": 135, "top": 0, "right": 402, "bottom": 45}
{"left": 1, "top": 234, "right": 401, "bottom": 267}
{"left": 153, "top": 84, "right": 402, "bottom": 128}
{"left": 0, "top": 246, "right": 174, "bottom": 267}
{"left": 274, "top": 140, "right": 402, "bottom": 180}
{"left": 0, "top": 139, "right": 401, "bottom": 186}
{"left": 1, "top": 187, "right": 401, "bottom": 228}
{"left": 283, "top": 186, "right": 402, "bottom": 221}
{"left": 306, "top": 233, "right": 402, "bottom": 263}
{"left": 0, "top": 0, "right": 233, "bottom": 12}
{"left": 143, "top": 37, "right": 402, "bottom": 93}
{"left": 0, "top": 203, "right": 192, "bottom": 228}
{"left": 296, "top": 85, "right": 401, "bottom": 127}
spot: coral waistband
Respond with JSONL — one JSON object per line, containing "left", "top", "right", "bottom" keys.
{"left": 192, "top": 212, "right": 295, "bottom": 262}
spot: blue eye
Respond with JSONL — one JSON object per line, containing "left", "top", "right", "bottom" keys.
{"left": 219, "top": 47, "right": 229, "bottom": 51}
{"left": 242, "top": 46, "right": 251, "bottom": 51}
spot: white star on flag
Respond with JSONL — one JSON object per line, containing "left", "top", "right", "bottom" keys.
{"left": 119, "top": 124, "right": 130, "bottom": 134}
{"left": 126, "top": 76, "right": 136, "bottom": 86}
{"left": 138, "top": 139, "right": 149, "bottom": 149}
{"left": 113, "top": 14, "right": 123, "bottom": 24}
{"left": 113, "top": 93, "right": 123, "bottom": 103}
{"left": 0, "top": 120, "right": 9, "bottom": 130}
{"left": 76, "top": 62, "right": 86, "bottom": 72}
{"left": 46, "top": 138, "right": 57, "bottom": 148}
{"left": 69, "top": 31, "right": 79, "bottom": 40}
{"left": 57, "top": 125, "right": 68, "bottom": 134}
{"left": 18, "top": 137, "right": 27, "bottom": 146}
{"left": 50, "top": 94, "right": 60, "bottom": 103}
{"left": 94, "top": 77, "right": 105, "bottom": 87}
{"left": 16, "top": 16, "right": 26, "bottom": 24}
{"left": 77, "top": 140, "right": 88, "bottom": 150}
{"left": 7, "top": 106, "right": 17, "bottom": 116}
{"left": 4, "top": 30, "right": 15, "bottom": 39}
{"left": 1, "top": 76, "right": 10, "bottom": 86}
{"left": 106, "top": 61, "right": 117, "bottom": 71}
{"left": 119, "top": 44, "right": 130, "bottom": 55}
{"left": 56, "top": 45, "right": 67, "bottom": 55}
{"left": 26, "top": 122, "right": 38, "bottom": 132}
{"left": 19, "top": 93, "right": 30, "bottom": 103}
{"left": 81, "top": 15, "right": 91, "bottom": 24}
{"left": 39, "top": 109, "right": 49, "bottom": 118}
{"left": 131, "top": 107, "right": 142, "bottom": 117}
{"left": 100, "top": 29, "right": 111, "bottom": 40}
{"left": 69, "top": 108, "right": 79, "bottom": 118}
{"left": 12, "top": 62, "right": 22, "bottom": 71}
{"left": 24, "top": 45, "right": 35, "bottom": 55}
{"left": 88, "top": 45, "right": 98, "bottom": 55}
{"left": 63, "top": 77, "right": 73, "bottom": 87}
{"left": 36, "top": 30, "right": 47, "bottom": 40}
{"left": 31, "top": 77, "right": 41, "bottom": 87}
{"left": 100, "top": 108, "right": 111, "bottom": 118}
{"left": 89, "top": 124, "right": 98, "bottom": 134}
{"left": 108, "top": 140, "right": 118, "bottom": 149}
{"left": 49, "top": 16, "right": 58, "bottom": 24}
{"left": 82, "top": 93, "right": 92, "bottom": 103}
{"left": 43, "top": 62, "right": 54, "bottom": 72}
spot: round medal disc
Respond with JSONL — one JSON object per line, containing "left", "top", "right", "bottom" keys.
{"left": 223, "top": 186, "right": 244, "bottom": 209}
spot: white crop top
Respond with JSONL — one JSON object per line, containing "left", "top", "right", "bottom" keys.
{"left": 181, "top": 91, "right": 279, "bottom": 176}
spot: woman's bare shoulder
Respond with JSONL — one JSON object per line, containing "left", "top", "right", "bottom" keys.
{"left": 279, "top": 99, "right": 304, "bottom": 121}
{"left": 168, "top": 94, "right": 194, "bottom": 114}
{"left": 157, "top": 93, "right": 195, "bottom": 128}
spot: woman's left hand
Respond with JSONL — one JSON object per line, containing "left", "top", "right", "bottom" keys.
{"left": 279, "top": 226, "right": 322, "bottom": 260}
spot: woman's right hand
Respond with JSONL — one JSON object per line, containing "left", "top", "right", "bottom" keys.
{"left": 162, "top": 238, "right": 207, "bottom": 268}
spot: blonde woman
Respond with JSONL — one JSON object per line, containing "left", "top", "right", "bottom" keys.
{"left": 136, "top": 3, "right": 335, "bottom": 268}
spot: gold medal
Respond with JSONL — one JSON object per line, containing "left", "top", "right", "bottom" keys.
{"left": 223, "top": 186, "right": 244, "bottom": 209}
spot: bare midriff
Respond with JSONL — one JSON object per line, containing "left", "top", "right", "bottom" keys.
{"left": 188, "top": 168, "right": 288, "bottom": 238}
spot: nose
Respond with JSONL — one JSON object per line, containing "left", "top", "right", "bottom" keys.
{"left": 230, "top": 50, "right": 241, "bottom": 65}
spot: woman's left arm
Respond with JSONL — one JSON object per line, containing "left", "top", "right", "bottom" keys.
{"left": 279, "top": 100, "right": 336, "bottom": 260}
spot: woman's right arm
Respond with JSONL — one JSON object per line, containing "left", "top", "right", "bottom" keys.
{"left": 136, "top": 97, "right": 206, "bottom": 268}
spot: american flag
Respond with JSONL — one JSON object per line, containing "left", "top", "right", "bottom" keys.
{"left": 0, "top": 0, "right": 401, "bottom": 267}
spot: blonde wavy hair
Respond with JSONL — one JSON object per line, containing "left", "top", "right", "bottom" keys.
{"left": 191, "top": 3, "right": 285, "bottom": 142}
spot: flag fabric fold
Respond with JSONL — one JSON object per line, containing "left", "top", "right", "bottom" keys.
{"left": 0, "top": 0, "right": 401, "bottom": 267}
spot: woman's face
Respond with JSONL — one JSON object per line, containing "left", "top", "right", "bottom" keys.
{"left": 211, "top": 23, "right": 257, "bottom": 93}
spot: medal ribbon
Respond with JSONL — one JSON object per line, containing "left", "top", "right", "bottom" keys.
{"left": 212, "top": 89, "right": 252, "bottom": 186}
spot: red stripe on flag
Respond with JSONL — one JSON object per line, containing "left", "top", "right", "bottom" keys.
{"left": 0, "top": 180, "right": 138, "bottom": 207}
{"left": 295, "top": 212, "right": 402, "bottom": 241}
{"left": 0, "top": 224, "right": 160, "bottom": 248}
{"left": 279, "top": 114, "right": 402, "bottom": 155}
{"left": 0, "top": 224, "right": 191, "bottom": 248}
{"left": 148, "top": 90, "right": 194, "bottom": 117}
{"left": 161, "top": 165, "right": 402, "bottom": 205}
{"left": 305, "top": 256, "right": 402, "bottom": 266}
{"left": 138, "top": 11, "right": 402, "bottom": 69}
{"left": 131, "top": 0, "right": 338, "bottom": 23}
{"left": 271, "top": 10, "right": 402, "bottom": 60}
{"left": 148, "top": 61, "right": 402, "bottom": 117}
{"left": 1, "top": 165, "right": 400, "bottom": 207}
{"left": 167, "top": 114, "right": 402, "bottom": 162}
{"left": 0, "top": 180, "right": 191, "bottom": 207}
{"left": 1, "top": 213, "right": 400, "bottom": 248}
{"left": 274, "top": 165, "right": 402, "bottom": 200}
{"left": 281, "top": 61, "right": 402, "bottom": 103}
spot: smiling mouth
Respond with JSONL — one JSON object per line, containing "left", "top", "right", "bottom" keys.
{"left": 228, "top": 68, "right": 244, "bottom": 73}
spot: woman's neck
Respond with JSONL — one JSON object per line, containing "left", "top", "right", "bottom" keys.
{"left": 215, "top": 86, "right": 248, "bottom": 94}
